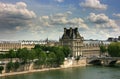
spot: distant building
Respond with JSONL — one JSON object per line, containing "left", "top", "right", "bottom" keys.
{"left": 0, "top": 39, "right": 58, "bottom": 53}
{"left": 107, "top": 36, "right": 120, "bottom": 42}
{"left": 0, "top": 41, "right": 21, "bottom": 53}
{"left": 82, "top": 40, "right": 110, "bottom": 57}
{"left": 107, "top": 37, "right": 114, "bottom": 42}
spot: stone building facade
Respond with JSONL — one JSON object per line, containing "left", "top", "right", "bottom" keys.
{"left": 60, "top": 27, "right": 110, "bottom": 57}
{"left": 21, "top": 40, "right": 47, "bottom": 49}
{"left": 0, "top": 40, "right": 58, "bottom": 53}
{"left": 0, "top": 41, "right": 21, "bottom": 53}
{"left": 83, "top": 40, "right": 104, "bottom": 57}
{"left": 59, "top": 27, "right": 84, "bottom": 57}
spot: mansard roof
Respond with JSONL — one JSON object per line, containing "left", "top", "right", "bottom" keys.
{"left": 62, "top": 27, "right": 83, "bottom": 39}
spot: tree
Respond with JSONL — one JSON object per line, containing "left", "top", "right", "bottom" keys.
{"left": 34, "top": 50, "right": 47, "bottom": 68}
{"left": 108, "top": 42, "right": 120, "bottom": 57}
{"left": 54, "top": 47, "right": 65, "bottom": 66}
{"left": 34, "top": 44, "right": 41, "bottom": 49}
{"left": 61, "top": 46, "right": 71, "bottom": 57}
{"left": 17, "top": 48, "right": 29, "bottom": 64}
{"left": 100, "top": 45, "right": 107, "bottom": 55}
{"left": 28, "top": 49, "right": 36, "bottom": 61}
{"left": 14, "top": 61, "right": 20, "bottom": 71}
{"left": 0, "top": 66, "right": 4, "bottom": 74}
{"left": 7, "top": 49, "right": 16, "bottom": 61}
{"left": 47, "top": 52, "right": 57, "bottom": 67}
{"left": 16, "top": 48, "right": 22, "bottom": 60}
{"left": 33, "top": 45, "right": 66, "bottom": 67}
{"left": 34, "top": 48, "right": 42, "bottom": 59}
{"left": 38, "top": 51, "right": 47, "bottom": 66}
{"left": 6, "top": 62, "right": 14, "bottom": 72}
{"left": 0, "top": 54, "right": 5, "bottom": 59}
{"left": 39, "top": 52, "right": 46, "bottom": 65}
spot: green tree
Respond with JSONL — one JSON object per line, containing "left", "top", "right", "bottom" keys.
{"left": 33, "top": 45, "right": 66, "bottom": 67}
{"left": 47, "top": 52, "right": 57, "bottom": 67}
{"left": 34, "top": 48, "right": 42, "bottom": 59}
{"left": 34, "top": 44, "right": 41, "bottom": 49}
{"left": 38, "top": 51, "right": 47, "bottom": 66}
{"left": 0, "top": 66, "right": 4, "bottom": 74}
{"left": 61, "top": 46, "right": 71, "bottom": 57}
{"left": 0, "top": 54, "right": 5, "bottom": 59}
{"left": 7, "top": 49, "right": 16, "bottom": 61}
{"left": 6, "top": 62, "right": 14, "bottom": 72}
{"left": 35, "top": 51, "right": 46, "bottom": 65}
{"left": 17, "top": 48, "right": 29, "bottom": 64}
{"left": 54, "top": 47, "right": 65, "bottom": 66}
{"left": 16, "top": 48, "right": 22, "bottom": 60}
{"left": 28, "top": 49, "right": 36, "bottom": 61}
{"left": 100, "top": 45, "right": 107, "bottom": 55}
{"left": 14, "top": 61, "right": 20, "bottom": 71}
{"left": 34, "top": 50, "right": 47, "bottom": 68}
{"left": 108, "top": 42, "right": 120, "bottom": 57}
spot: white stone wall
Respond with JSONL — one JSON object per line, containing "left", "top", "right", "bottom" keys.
{"left": 61, "top": 58, "right": 86, "bottom": 68}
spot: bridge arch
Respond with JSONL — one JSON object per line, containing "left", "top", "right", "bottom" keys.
{"left": 109, "top": 60, "right": 117, "bottom": 66}
{"left": 87, "top": 57, "right": 120, "bottom": 66}
{"left": 89, "top": 60, "right": 102, "bottom": 65}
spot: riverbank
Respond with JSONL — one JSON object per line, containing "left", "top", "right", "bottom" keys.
{"left": 0, "top": 59, "right": 87, "bottom": 77}
{"left": 0, "top": 65, "right": 86, "bottom": 77}
{"left": 0, "top": 67, "right": 61, "bottom": 77}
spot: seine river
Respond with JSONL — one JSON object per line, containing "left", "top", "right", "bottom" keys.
{"left": 2, "top": 66, "right": 120, "bottom": 79}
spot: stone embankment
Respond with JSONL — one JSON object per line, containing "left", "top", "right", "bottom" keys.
{"left": 61, "top": 58, "right": 86, "bottom": 68}
{"left": 0, "top": 58, "right": 87, "bottom": 77}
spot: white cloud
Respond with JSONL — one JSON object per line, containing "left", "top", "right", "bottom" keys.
{"left": 67, "top": 18, "right": 89, "bottom": 29}
{"left": 55, "top": 0, "right": 64, "bottom": 3}
{"left": 28, "top": 11, "right": 89, "bottom": 40}
{"left": 16, "top": 2, "right": 27, "bottom": 8}
{"left": 80, "top": 0, "right": 107, "bottom": 10}
{"left": 88, "top": 13, "right": 109, "bottom": 24}
{"left": 39, "top": 11, "right": 89, "bottom": 30}
{"left": 113, "top": 13, "right": 120, "bottom": 18}
{"left": 0, "top": 2, "right": 36, "bottom": 32}
{"left": 88, "top": 13, "right": 119, "bottom": 29}
{"left": 86, "top": 13, "right": 120, "bottom": 39}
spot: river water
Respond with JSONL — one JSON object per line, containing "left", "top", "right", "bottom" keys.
{"left": 2, "top": 66, "right": 120, "bottom": 79}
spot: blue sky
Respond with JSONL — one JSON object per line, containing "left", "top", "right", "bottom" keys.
{"left": 0, "top": 0, "right": 120, "bottom": 40}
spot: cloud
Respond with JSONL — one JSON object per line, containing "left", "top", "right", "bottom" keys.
{"left": 39, "top": 11, "right": 89, "bottom": 30}
{"left": 0, "top": 2, "right": 36, "bottom": 32}
{"left": 113, "top": 13, "right": 120, "bottom": 18}
{"left": 55, "top": 0, "right": 64, "bottom": 3}
{"left": 80, "top": 0, "right": 107, "bottom": 10}
{"left": 67, "top": 18, "right": 89, "bottom": 29}
{"left": 88, "top": 13, "right": 119, "bottom": 29}
{"left": 88, "top": 13, "right": 109, "bottom": 24}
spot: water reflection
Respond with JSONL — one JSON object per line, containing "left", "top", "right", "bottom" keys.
{"left": 1, "top": 66, "right": 120, "bottom": 79}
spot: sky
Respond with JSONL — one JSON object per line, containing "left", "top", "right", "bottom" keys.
{"left": 0, "top": 0, "right": 120, "bottom": 41}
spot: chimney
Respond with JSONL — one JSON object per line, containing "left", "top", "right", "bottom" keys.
{"left": 75, "top": 27, "right": 78, "bottom": 32}
{"left": 64, "top": 28, "right": 66, "bottom": 34}
{"left": 118, "top": 36, "right": 120, "bottom": 40}
{"left": 75, "top": 27, "right": 78, "bottom": 30}
{"left": 70, "top": 27, "right": 73, "bottom": 36}
{"left": 70, "top": 27, "right": 72, "bottom": 32}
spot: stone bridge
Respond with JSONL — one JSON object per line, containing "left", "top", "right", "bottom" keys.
{"left": 87, "top": 57, "right": 120, "bottom": 66}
